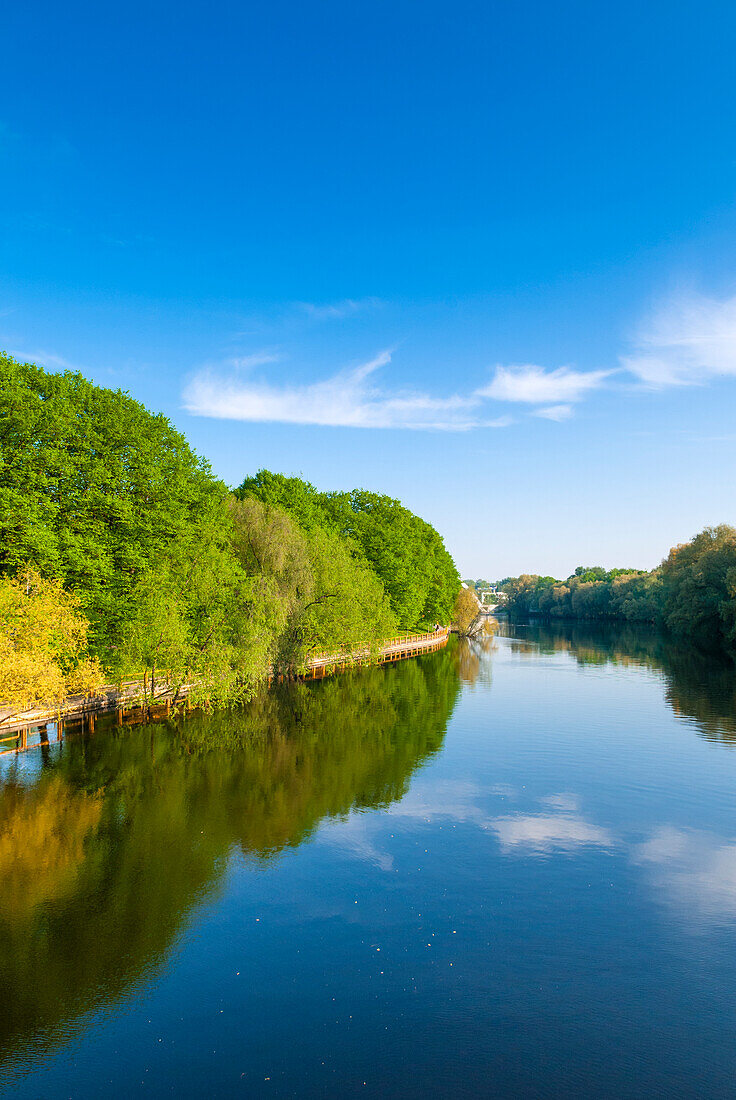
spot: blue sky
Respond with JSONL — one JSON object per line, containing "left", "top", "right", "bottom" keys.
{"left": 2, "top": 0, "right": 736, "bottom": 577}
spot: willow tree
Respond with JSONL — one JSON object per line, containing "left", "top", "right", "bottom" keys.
{"left": 452, "top": 586, "right": 490, "bottom": 639}
{"left": 229, "top": 497, "right": 396, "bottom": 674}
{"left": 236, "top": 471, "right": 460, "bottom": 629}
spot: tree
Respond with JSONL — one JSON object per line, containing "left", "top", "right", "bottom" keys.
{"left": 0, "top": 570, "right": 102, "bottom": 715}
{"left": 503, "top": 574, "right": 558, "bottom": 616}
{"left": 275, "top": 526, "right": 396, "bottom": 672}
{"left": 230, "top": 496, "right": 397, "bottom": 674}
{"left": 661, "top": 525, "right": 736, "bottom": 652}
{"left": 114, "top": 516, "right": 281, "bottom": 707}
{"left": 1, "top": 359, "right": 463, "bottom": 706}
{"left": 236, "top": 471, "right": 460, "bottom": 629}
{"left": 452, "top": 586, "right": 484, "bottom": 637}
{"left": 0, "top": 354, "right": 229, "bottom": 660}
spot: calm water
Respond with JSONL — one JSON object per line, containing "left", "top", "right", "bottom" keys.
{"left": 2, "top": 623, "right": 736, "bottom": 1098}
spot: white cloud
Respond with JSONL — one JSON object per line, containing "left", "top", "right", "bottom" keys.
{"left": 622, "top": 292, "right": 736, "bottom": 386}
{"left": 183, "top": 350, "right": 512, "bottom": 431}
{"left": 533, "top": 404, "right": 574, "bottom": 421}
{"left": 478, "top": 364, "right": 610, "bottom": 404}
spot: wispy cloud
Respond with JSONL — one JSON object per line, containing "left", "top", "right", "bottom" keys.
{"left": 8, "top": 348, "right": 84, "bottom": 372}
{"left": 184, "top": 350, "right": 512, "bottom": 431}
{"left": 622, "top": 291, "right": 736, "bottom": 387}
{"left": 533, "top": 404, "right": 574, "bottom": 421}
{"left": 296, "top": 298, "right": 381, "bottom": 321}
{"left": 478, "top": 364, "right": 611, "bottom": 404}
{"left": 185, "top": 287, "right": 736, "bottom": 432}
{"left": 226, "top": 351, "right": 282, "bottom": 369}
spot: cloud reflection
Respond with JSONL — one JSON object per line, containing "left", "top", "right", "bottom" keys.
{"left": 634, "top": 826, "right": 736, "bottom": 924}
{"left": 319, "top": 817, "right": 396, "bottom": 872}
{"left": 490, "top": 812, "right": 614, "bottom": 853}
{"left": 321, "top": 780, "right": 736, "bottom": 931}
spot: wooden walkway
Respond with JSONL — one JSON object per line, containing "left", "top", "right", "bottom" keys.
{"left": 0, "top": 628, "right": 450, "bottom": 754}
{"left": 302, "top": 627, "right": 449, "bottom": 679}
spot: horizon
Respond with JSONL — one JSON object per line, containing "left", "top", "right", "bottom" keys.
{"left": 3, "top": 0, "right": 736, "bottom": 577}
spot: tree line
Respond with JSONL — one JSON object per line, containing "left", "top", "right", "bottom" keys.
{"left": 0, "top": 355, "right": 460, "bottom": 711}
{"left": 501, "top": 529, "right": 736, "bottom": 657}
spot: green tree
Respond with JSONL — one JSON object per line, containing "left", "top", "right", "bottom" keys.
{"left": 0, "top": 355, "right": 229, "bottom": 660}
{"left": 236, "top": 471, "right": 460, "bottom": 628}
{"left": 229, "top": 496, "right": 397, "bottom": 674}
{"left": 661, "top": 525, "right": 736, "bottom": 652}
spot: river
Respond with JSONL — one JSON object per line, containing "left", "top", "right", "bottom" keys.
{"left": 2, "top": 623, "right": 736, "bottom": 1097}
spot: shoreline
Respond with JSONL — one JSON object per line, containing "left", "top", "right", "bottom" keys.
{"left": 0, "top": 628, "right": 450, "bottom": 750}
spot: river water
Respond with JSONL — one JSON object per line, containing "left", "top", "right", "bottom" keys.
{"left": 2, "top": 623, "right": 736, "bottom": 1098}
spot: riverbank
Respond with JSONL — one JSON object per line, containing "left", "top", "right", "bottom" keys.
{"left": 0, "top": 628, "right": 450, "bottom": 747}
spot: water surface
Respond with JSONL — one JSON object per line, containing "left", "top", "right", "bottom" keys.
{"left": 2, "top": 624, "right": 736, "bottom": 1097}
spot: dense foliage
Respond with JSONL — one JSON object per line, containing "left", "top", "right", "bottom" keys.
{"left": 502, "top": 526, "right": 736, "bottom": 657}
{"left": 0, "top": 570, "right": 103, "bottom": 712}
{"left": 1, "top": 355, "right": 226, "bottom": 657}
{"left": 236, "top": 470, "right": 459, "bottom": 629}
{"left": 1, "top": 356, "right": 459, "bottom": 707}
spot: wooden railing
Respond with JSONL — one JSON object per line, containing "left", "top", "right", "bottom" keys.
{"left": 303, "top": 627, "right": 450, "bottom": 679}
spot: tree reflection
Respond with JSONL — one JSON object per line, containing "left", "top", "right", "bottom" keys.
{"left": 498, "top": 620, "right": 736, "bottom": 742}
{"left": 0, "top": 653, "right": 460, "bottom": 1071}
{"left": 452, "top": 635, "right": 496, "bottom": 687}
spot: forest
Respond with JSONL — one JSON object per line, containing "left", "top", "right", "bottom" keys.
{"left": 0, "top": 355, "right": 460, "bottom": 711}
{"left": 502, "top": 530, "right": 736, "bottom": 658}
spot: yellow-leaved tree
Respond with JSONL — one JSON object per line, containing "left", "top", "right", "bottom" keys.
{"left": 452, "top": 586, "right": 484, "bottom": 637}
{"left": 0, "top": 570, "right": 103, "bottom": 716}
